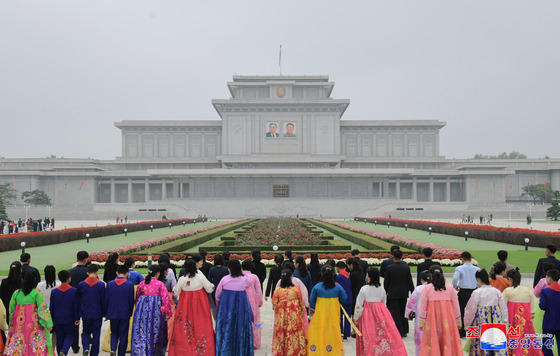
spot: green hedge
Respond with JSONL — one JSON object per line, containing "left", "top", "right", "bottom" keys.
{"left": 199, "top": 239, "right": 352, "bottom": 254}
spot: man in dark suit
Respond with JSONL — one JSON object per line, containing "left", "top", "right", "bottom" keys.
{"left": 416, "top": 247, "right": 440, "bottom": 286}
{"left": 380, "top": 245, "right": 401, "bottom": 278}
{"left": 265, "top": 123, "right": 279, "bottom": 137}
{"left": 534, "top": 244, "right": 560, "bottom": 287}
{"left": 69, "top": 250, "right": 89, "bottom": 354}
{"left": 20, "top": 253, "right": 41, "bottom": 287}
{"left": 351, "top": 249, "right": 369, "bottom": 275}
{"left": 384, "top": 249, "right": 415, "bottom": 337}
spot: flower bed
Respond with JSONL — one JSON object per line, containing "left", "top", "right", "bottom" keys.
{"left": 234, "top": 217, "right": 322, "bottom": 246}
{"left": 356, "top": 217, "right": 560, "bottom": 248}
{"left": 0, "top": 217, "right": 206, "bottom": 252}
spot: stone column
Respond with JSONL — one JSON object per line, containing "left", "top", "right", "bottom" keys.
{"left": 429, "top": 178, "right": 434, "bottom": 202}
{"left": 396, "top": 179, "right": 401, "bottom": 200}
{"left": 446, "top": 177, "right": 451, "bottom": 202}
{"left": 162, "top": 179, "right": 167, "bottom": 200}
{"left": 412, "top": 177, "right": 417, "bottom": 201}
{"left": 127, "top": 179, "right": 132, "bottom": 203}
{"left": 145, "top": 179, "right": 150, "bottom": 202}
{"left": 110, "top": 179, "right": 116, "bottom": 203}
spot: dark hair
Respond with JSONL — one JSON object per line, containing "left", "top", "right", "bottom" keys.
{"left": 7, "top": 261, "right": 22, "bottom": 286}
{"left": 419, "top": 270, "right": 430, "bottom": 283}
{"left": 21, "top": 271, "right": 36, "bottom": 295}
{"left": 283, "top": 261, "right": 295, "bottom": 272}
{"left": 423, "top": 247, "right": 433, "bottom": 258}
{"left": 429, "top": 264, "right": 446, "bottom": 291}
{"left": 366, "top": 267, "right": 381, "bottom": 287}
{"left": 77, "top": 251, "right": 89, "bottom": 261}
{"left": 546, "top": 245, "right": 557, "bottom": 254}
{"left": 274, "top": 254, "right": 284, "bottom": 267}
{"left": 393, "top": 249, "right": 403, "bottom": 260}
{"left": 213, "top": 254, "right": 224, "bottom": 266}
{"left": 252, "top": 249, "right": 262, "bottom": 262}
{"left": 491, "top": 262, "right": 506, "bottom": 280}
{"left": 346, "top": 257, "right": 362, "bottom": 273}
{"left": 20, "top": 253, "right": 31, "bottom": 263}
{"left": 351, "top": 249, "right": 360, "bottom": 257}
{"left": 158, "top": 262, "right": 169, "bottom": 282}
{"left": 295, "top": 256, "right": 309, "bottom": 277}
{"left": 107, "top": 252, "right": 119, "bottom": 264}
{"left": 325, "top": 259, "right": 336, "bottom": 268}
{"left": 87, "top": 264, "right": 99, "bottom": 274}
{"left": 192, "top": 254, "right": 203, "bottom": 264}
{"left": 460, "top": 251, "right": 472, "bottom": 261}
{"left": 497, "top": 250, "right": 508, "bottom": 262}
{"left": 158, "top": 254, "right": 171, "bottom": 265}
{"left": 117, "top": 265, "right": 129, "bottom": 275}
{"left": 390, "top": 245, "right": 400, "bottom": 253}
{"left": 228, "top": 259, "right": 243, "bottom": 278}
{"left": 44, "top": 265, "right": 56, "bottom": 289}
{"left": 542, "top": 261, "right": 555, "bottom": 274}
{"left": 199, "top": 249, "right": 207, "bottom": 259}
{"left": 183, "top": 259, "right": 197, "bottom": 278}
{"left": 222, "top": 251, "right": 230, "bottom": 263}
{"left": 321, "top": 265, "right": 336, "bottom": 289}
{"left": 284, "top": 250, "right": 292, "bottom": 259}
{"left": 546, "top": 269, "right": 560, "bottom": 282}
{"left": 145, "top": 265, "right": 160, "bottom": 284}
{"left": 336, "top": 261, "right": 347, "bottom": 269}
{"left": 58, "top": 270, "right": 71, "bottom": 284}
{"left": 476, "top": 269, "right": 490, "bottom": 285}
{"left": 507, "top": 269, "right": 521, "bottom": 287}
{"left": 280, "top": 268, "right": 294, "bottom": 288}
{"left": 310, "top": 253, "right": 320, "bottom": 267}
{"left": 242, "top": 259, "right": 254, "bottom": 271}
{"left": 124, "top": 256, "right": 135, "bottom": 268}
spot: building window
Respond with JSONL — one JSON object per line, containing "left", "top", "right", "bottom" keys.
{"left": 273, "top": 184, "right": 289, "bottom": 198}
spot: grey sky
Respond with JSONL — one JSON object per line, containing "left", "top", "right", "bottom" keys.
{"left": 1, "top": 1, "right": 559, "bottom": 160}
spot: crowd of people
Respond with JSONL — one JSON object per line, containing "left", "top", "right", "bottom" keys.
{"left": 1, "top": 245, "right": 560, "bottom": 355}
{"left": 0, "top": 217, "right": 55, "bottom": 234}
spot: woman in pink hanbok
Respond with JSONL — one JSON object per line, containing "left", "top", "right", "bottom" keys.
{"left": 354, "top": 267, "right": 406, "bottom": 356}
{"left": 405, "top": 270, "right": 431, "bottom": 356}
{"left": 418, "top": 265, "right": 463, "bottom": 356}
{"left": 242, "top": 259, "right": 263, "bottom": 349}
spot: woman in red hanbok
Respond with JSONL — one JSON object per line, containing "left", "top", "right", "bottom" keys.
{"left": 169, "top": 259, "right": 215, "bottom": 356}
{"left": 271, "top": 268, "right": 307, "bottom": 356}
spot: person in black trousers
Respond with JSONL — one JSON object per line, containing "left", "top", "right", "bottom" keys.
{"left": 265, "top": 254, "right": 284, "bottom": 301}
{"left": 20, "top": 253, "right": 41, "bottom": 288}
{"left": 379, "top": 245, "right": 400, "bottom": 278}
{"left": 533, "top": 244, "right": 560, "bottom": 287}
{"left": 416, "top": 247, "right": 440, "bottom": 286}
{"left": 69, "top": 250, "right": 89, "bottom": 354}
{"left": 384, "top": 249, "right": 415, "bottom": 337}
{"left": 251, "top": 249, "right": 267, "bottom": 290}
{"left": 351, "top": 249, "right": 369, "bottom": 276}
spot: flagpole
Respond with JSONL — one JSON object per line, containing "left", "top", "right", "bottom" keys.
{"left": 279, "top": 45, "right": 282, "bottom": 76}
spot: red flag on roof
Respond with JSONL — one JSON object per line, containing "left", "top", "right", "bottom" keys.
{"left": 11, "top": 181, "right": 14, "bottom": 190}
{"left": 510, "top": 180, "right": 513, "bottom": 190}
{"left": 79, "top": 180, "right": 84, "bottom": 190}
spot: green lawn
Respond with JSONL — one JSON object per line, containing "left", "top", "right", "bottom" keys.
{"left": 0, "top": 220, "right": 225, "bottom": 275}
{"left": 336, "top": 220, "right": 545, "bottom": 274}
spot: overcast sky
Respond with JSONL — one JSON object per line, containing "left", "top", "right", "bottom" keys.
{"left": 1, "top": 1, "right": 559, "bottom": 160}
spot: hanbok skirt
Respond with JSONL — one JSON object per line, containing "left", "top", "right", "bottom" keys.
{"left": 215, "top": 289, "right": 254, "bottom": 356}
{"left": 507, "top": 301, "right": 543, "bottom": 356}
{"left": 169, "top": 288, "right": 215, "bottom": 356}
{"left": 464, "top": 305, "right": 507, "bottom": 356}
{"left": 272, "top": 291, "right": 307, "bottom": 356}
{"left": 419, "top": 300, "right": 463, "bottom": 356}
{"left": 356, "top": 301, "right": 407, "bottom": 356}
{"left": 131, "top": 295, "right": 167, "bottom": 356}
{"left": 3, "top": 304, "right": 51, "bottom": 356}
{"left": 306, "top": 297, "right": 344, "bottom": 355}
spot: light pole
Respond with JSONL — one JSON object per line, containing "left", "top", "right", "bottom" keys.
{"left": 21, "top": 241, "right": 26, "bottom": 254}
{"left": 528, "top": 203, "right": 533, "bottom": 216}
{"left": 524, "top": 238, "right": 530, "bottom": 251}
{"left": 47, "top": 205, "right": 52, "bottom": 220}
{"left": 124, "top": 228, "right": 128, "bottom": 236}
{"left": 405, "top": 224, "right": 408, "bottom": 231}
{"left": 86, "top": 233, "right": 90, "bottom": 243}
{"left": 148, "top": 253, "right": 153, "bottom": 268}
{"left": 387, "top": 221, "right": 390, "bottom": 228}
{"left": 169, "top": 223, "right": 172, "bottom": 229}
{"left": 150, "top": 225, "right": 153, "bottom": 232}
{"left": 465, "top": 231, "right": 469, "bottom": 241}
{"left": 428, "top": 226, "right": 432, "bottom": 235}
{"left": 24, "top": 205, "right": 29, "bottom": 225}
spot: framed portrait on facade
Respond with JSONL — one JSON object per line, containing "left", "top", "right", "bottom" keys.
{"left": 265, "top": 122, "right": 279, "bottom": 138}
{"left": 283, "top": 122, "right": 296, "bottom": 137}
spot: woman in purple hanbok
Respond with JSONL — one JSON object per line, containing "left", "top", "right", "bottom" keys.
{"left": 405, "top": 270, "right": 430, "bottom": 356}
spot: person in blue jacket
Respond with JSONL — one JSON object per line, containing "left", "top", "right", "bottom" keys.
{"left": 335, "top": 260, "right": 353, "bottom": 340}
{"left": 105, "top": 265, "right": 135, "bottom": 356}
{"left": 539, "top": 269, "right": 560, "bottom": 356}
{"left": 50, "top": 270, "right": 80, "bottom": 356}
{"left": 77, "top": 264, "right": 106, "bottom": 356}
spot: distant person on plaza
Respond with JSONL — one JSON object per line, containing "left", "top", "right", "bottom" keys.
{"left": 418, "top": 265, "right": 463, "bottom": 355}
{"left": 405, "top": 270, "right": 431, "bottom": 356}
{"left": 533, "top": 244, "right": 560, "bottom": 287}
{"left": 169, "top": 259, "right": 215, "bottom": 356}
{"left": 242, "top": 259, "right": 263, "bottom": 349}
{"left": 264, "top": 254, "right": 283, "bottom": 301}
{"left": 503, "top": 269, "right": 541, "bottom": 356}
{"left": 0, "top": 261, "right": 22, "bottom": 325}
{"left": 489, "top": 262, "right": 511, "bottom": 292}
{"left": 351, "top": 249, "right": 369, "bottom": 276}
{"left": 208, "top": 254, "right": 229, "bottom": 302}
{"left": 103, "top": 252, "right": 120, "bottom": 283}
{"left": 50, "top": 269, "right": 79, "bottom": 356}
{"left": 104, "top": 265, "right": 134, "bottom": 356}
{"left": 307, "top": 265, "right": 347, "bottom": 355}
{"left": 308, "top": 253, "right": 322, "bottom": 287}
{"left": 37, "top": 265, "right": 61, "bottom": 307}
{"left": 20, "top": 252, "right": 41, "bottom": 288}
{"left": 452, "top": 251, "right": 480, "bottom": 337}
{"left": 116, "top": 216, "right": 119, "bottom": 224}
{"left": 379, "top": 245, "right": 401, "bottom": 278}
{"left": 131, "top": 265, "right": 172, "bottom": 355}
{"left": 124, "top": 257, "right": 144, "bottom": 286}
{"left": 464, "top": 269, "right": 508, "bottom": 356}
{"left": 78, "top": 264, "right": 106, "bottom": 356}
{"left": 251, "top": 249, "right": 267, "bottom": 289}
{"left": 271, "top": 268, "right": 307, "bottom": 356}
{"left": 355, "top": 267, "right": 407, "bottom": 355}
{"left": 51, "top": 217, "right": 55, "bottom": 230}
{"left": 293, "top": 256, "right": 312, "bottom": 298}
{"left": 215, "top": 259, "right": 254, "bottom": 355}
{"left": 416, "top": 247, "right": 440, "bottom": 287}
{"left": 489, "top": 250, "right": 516, "bottom": 277}
{"left": 383, "top": 249, "right": 414, "bottom": 337}
{"left": 335, "top": 260, "right": 353, "bottom": 340}
{"left": 539, "top": 269, "right": 560, "bottom": 356}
